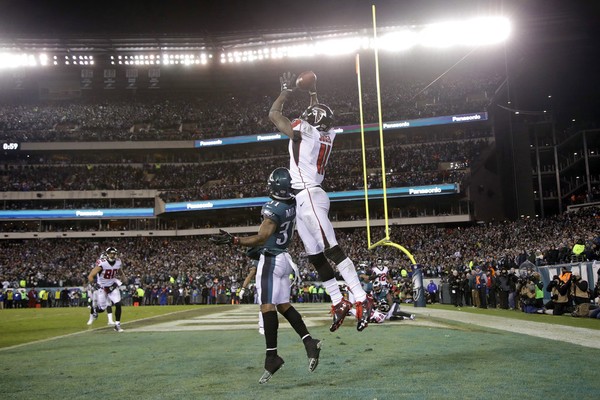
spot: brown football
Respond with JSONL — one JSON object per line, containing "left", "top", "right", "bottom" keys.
{"left": 296, "top": 71, "right": 317, "bottom": 91}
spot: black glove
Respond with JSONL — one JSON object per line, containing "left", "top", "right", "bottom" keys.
{"left": 209, "top": 229, "right": 239, "bottom": 245}
{"left": 280, "top": 71, "right": 296, "bottom": 92}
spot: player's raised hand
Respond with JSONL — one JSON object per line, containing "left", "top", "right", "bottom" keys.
{"left": 209, "top": 229, "right": 240, "bottom": 245}
{"left": 280, "top": 71, "right": 296, "bottom": 92}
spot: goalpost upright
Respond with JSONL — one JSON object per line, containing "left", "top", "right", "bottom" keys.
{"left": 357, "top": 5, "right": 416, "bottom": 265}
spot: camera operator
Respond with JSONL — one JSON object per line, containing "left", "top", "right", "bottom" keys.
{"left": 546, "top": 275, "right": 571, "bottom": 315}
{"left": 570, "top": 274, "right": 591, "bottom": 305}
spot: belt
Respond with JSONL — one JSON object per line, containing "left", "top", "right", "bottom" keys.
{"left": 292, "top": 185, "right": 320, "bottom": 195}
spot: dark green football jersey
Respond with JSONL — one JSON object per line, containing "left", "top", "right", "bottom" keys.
{"left": 261, "top": 198, "right": 296, "bottom": 254}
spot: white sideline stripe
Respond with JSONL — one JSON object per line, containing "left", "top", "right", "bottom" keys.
{"left": 127, "top": 305, "right": 332, "bottom": 332}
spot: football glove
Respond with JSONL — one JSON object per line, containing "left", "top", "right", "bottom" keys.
{"left": 280, "top": 71, "right": 296, "bottom": 92}
{"left": 209, "top": 229, "right": 240, "bottom": 245}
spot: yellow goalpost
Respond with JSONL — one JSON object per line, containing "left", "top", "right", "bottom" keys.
{"left": 357, "top": 5, "right": 416, "bottom": 265}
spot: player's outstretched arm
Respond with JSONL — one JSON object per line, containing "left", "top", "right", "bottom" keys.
{"left": 269, "top": 72, "right": 295, "bottom": 139}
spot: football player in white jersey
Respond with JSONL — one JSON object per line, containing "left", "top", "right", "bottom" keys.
{"left": 86, "top": 252, "right": 116, "bottom": 326}
{"left": 269, "top": 72, "right": 374, "bottom": 332}
{"left": 372, "top": 258, "right": 394, "bottom": 303}
{"left": 88, "top": 247, "right": 124, "bottom": 332}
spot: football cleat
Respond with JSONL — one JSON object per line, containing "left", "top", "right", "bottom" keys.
{"left": 409, "top": 314, "right": 416, "bottom": 320}
{"left": 304, "top": 338, "right": 322, "bottom": 372}
{"left": 356, "top": 294, "right": 375, "bottom": 332}
{"left": 114, "top": 323, "right": 124, "bottom": 333}
{"left": 329, "top": 299, "right": 353, "bottom": 332}
{"left": 86, "top": 313, "right": 97, "bottom": 326}
{"left": 258, "top": 355, "right": 284, "bottom": 384}
{"left": 107, "top": 321, "right": 116, "bottom": 326}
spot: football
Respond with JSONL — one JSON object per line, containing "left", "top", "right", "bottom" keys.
{"left": 296, "top": 71, "right": 317, "bottom": 91}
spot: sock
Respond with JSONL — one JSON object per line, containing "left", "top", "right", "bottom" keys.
{"left": 115, "top": 304, "right": 122, "bottom": 322}
{"left": 107, "top": 313, "right": 114, "bottom": 322}
{"left": 282, "top": 306, "right": 310, "bottom": 339}
{"left": 262, "top": 310, "right": 278, "bottom": 357}
{"left": 337, "top": 258, "right": 366, "bottom": 302}
{"left": 323, "top": 278, "right": 343, "bottom": 305}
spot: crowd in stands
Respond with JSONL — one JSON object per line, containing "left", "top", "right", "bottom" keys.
{"left": 1, "top": 208, "right": 598, "bottom": 311}
{"left": 1, "top": 138, "right": 490, "bottom": 206}
{"left": 0, "top": 72, "right": 501, "bottom": 142}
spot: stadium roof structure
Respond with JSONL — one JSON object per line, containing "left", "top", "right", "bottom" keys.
{"left": 0, "top": 26, "right": 368, "bottom": 55}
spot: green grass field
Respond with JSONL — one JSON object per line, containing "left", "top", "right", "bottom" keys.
{"left": 1, "top": 304, "right": 599, "bottom": 400}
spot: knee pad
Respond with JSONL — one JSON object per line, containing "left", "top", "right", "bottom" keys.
{"left": 308, "top": 253, "right": 335, "bottom": 281}
{"left": 324, "top": 245, "right": 346, "bottom": 265}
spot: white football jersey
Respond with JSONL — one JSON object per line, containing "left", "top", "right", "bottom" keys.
{"left": 289, "top": 119, "right": 336, "bottom": 190}
{"left": 95, "top": 258, "right": 122, "bottom": 287}
{"left": 372, "top": 265, "right": 390, "bottom": 287}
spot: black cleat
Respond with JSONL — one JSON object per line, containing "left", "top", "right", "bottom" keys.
{"left": 304, "top": 338, "right": 322, "bottom": 372}
{"left": 259, "top": 355, "right": 284, "bottom": 384}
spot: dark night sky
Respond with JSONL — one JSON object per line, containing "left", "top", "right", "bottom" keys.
{"left": 0, "top": 0, "right": 598, "bottom": 122}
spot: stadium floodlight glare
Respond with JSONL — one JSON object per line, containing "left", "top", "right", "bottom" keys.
{"left": 420, "top": 17, "right": 510, "bottom": 47}
{"left": 0, "top": 52, "right": 41, "bottom": 69}
{"left": 377, "top": 30, "right": 418, "bottom": 52}
{"left": 218, "top": 17, "right": 509, "bottom": 63}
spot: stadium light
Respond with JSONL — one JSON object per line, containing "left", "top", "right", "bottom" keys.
{"left": 0, "top": 52, "right": 51, "bottom": 69}
{"left": 218, "top": 16, "right": 511, "bottom": 63}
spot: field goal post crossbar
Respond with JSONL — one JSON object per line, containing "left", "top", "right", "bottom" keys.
{"left": 357, "top": 5, "right": 416, "bottom": 265}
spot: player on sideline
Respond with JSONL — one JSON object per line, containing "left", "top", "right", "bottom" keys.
{"left": 268, "top": 72, "right": 374, "bottom": 332}
{"left": 210, "top": 167, "right": 321, "bottom": 384}
{"left": 87, "top": 247, "right": 125, "bottom": 332}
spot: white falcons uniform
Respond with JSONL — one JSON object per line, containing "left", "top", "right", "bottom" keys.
{"left": 289, "top": 119, "right": 335, "bottom": 190}
{"left": 95, "top": 257, "right": 122, "bottom": 310}
{"left": 372, "top": 264, "right": 390, "bottom": 288}
{"left": 288, "top": 119, "right": 338, "bottom": 255}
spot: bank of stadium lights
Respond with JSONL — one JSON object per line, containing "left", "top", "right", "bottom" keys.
{"left": 0, "top": 52, "right": 51, "bottom": 68}
{"left": 109, "top": 53, "right": 211, "bottom": 66}
{"left": 219, "top": 16, "right": 511, "bottom": 63}
{"left": 59, "top": 55, "right": 95, "bottom": 66}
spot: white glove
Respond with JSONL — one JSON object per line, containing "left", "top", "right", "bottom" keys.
{"left": 239, "top": 288, "right": 246, "bottom": 298}
{"left": 289, "top": 256, "right": 301, "bottom": 286}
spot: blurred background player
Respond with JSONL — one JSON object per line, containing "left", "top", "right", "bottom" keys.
{"left": 87, "top": 247, "right": 125, "bottom": 332}
{"left": 87, "top": 251, "right": 116, "bottom": 326}
{"left": 268, "top": 72, "right": 374, "bottom": 332}
{"left": 210, "top": 167, "right": 321, "bottom": 384}
{"left": 371, "top": 258, "right": 393, "bottom": 304}
{"left": 346, "top": 285, "right": 415, "bottom": 324}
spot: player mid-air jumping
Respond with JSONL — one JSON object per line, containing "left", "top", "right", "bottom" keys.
{"left": 268, "top": 71, "right": 374, "bottom": 332}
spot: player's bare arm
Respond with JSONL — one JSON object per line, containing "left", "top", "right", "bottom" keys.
{"left": 242, "top": 266, "right": 257, "bottom": 289}
{"left": 88, "top": 265, "right": 102, "bottom": 285}
{"left": 269, "top": 72, "right": 296, "bottom": 139}
{"left": 239, "top": 218, "right": 277, "bottom": 247}
{"left": 209, "top": 218, "right": 277, "bottom": 247}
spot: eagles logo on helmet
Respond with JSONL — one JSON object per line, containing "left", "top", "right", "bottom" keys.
{"left": 301, "top": 104, "right": 334, "bottom": 132}
{"left": 267, "top": 167, "right": 293, "bottom": 200}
